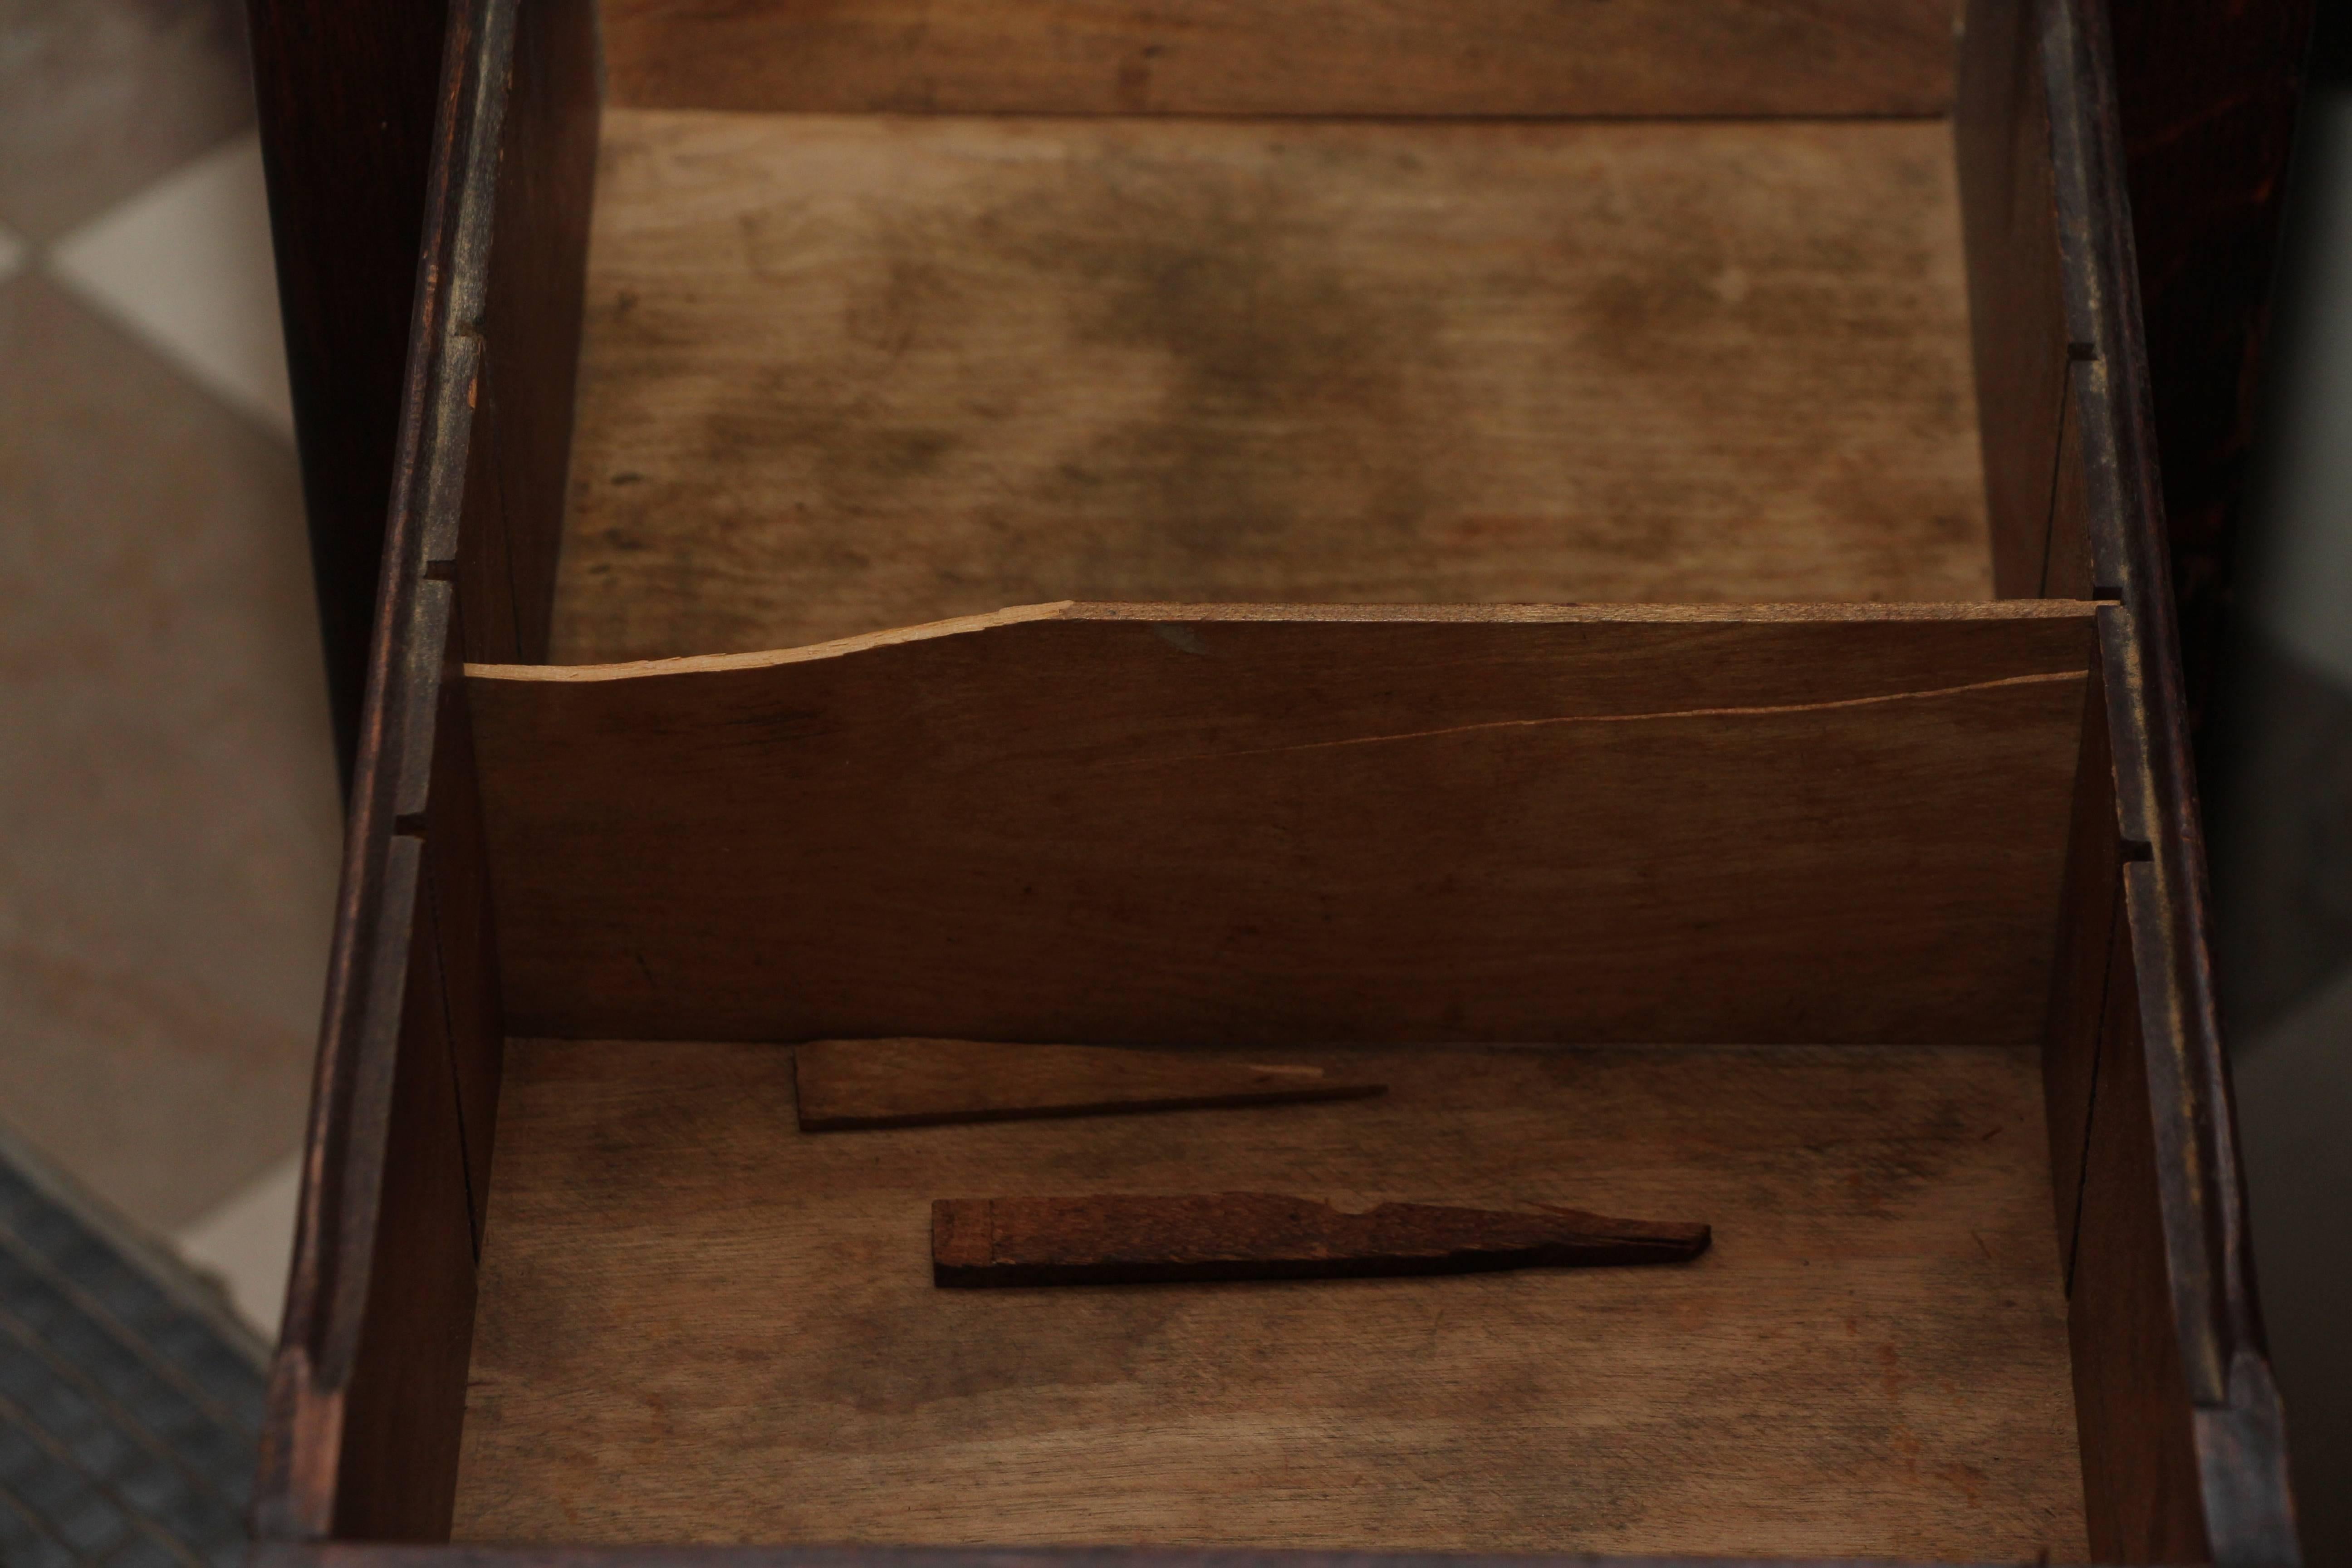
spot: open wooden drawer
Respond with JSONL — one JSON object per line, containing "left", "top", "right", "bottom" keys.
{"left": 249, "top": 0, "right": 2299, "bottom": 1564}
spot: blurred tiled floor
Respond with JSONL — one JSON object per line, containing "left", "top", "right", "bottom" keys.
{"left": 0, "top": 0, "right": 335, "bottom": 1338}
{"left": 2215, "top": 20, "right": 2352, "bottom": 1558}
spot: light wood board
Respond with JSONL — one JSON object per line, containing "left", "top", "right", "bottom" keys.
{"left": 472, "top": 602, "right": 2092, "bottom": 1046}
{"left": 552, "top": 113, "right": 1990, "bottom": 663}
{"left": 597, "top": 0, "right": 1958, "bottom": 119}
{"left": 452, "top": 1037, "right": 2088, "bottom": 1561}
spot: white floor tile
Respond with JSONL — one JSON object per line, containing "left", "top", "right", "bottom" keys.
{"left": 46, "top": 132, "right": 294, "bottom": 441}
{"left": 172, "top": 1149, "right": 303, "bottom": 1338}
{"left": 0, "top": 222, "right": 24, "bottom": 283}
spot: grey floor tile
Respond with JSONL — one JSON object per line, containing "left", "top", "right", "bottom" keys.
{"left": 0, "top": 274, "right": 338, "bottom": 1233}
{"left": 0, "top": 0, "right": 253, "bottom": 241}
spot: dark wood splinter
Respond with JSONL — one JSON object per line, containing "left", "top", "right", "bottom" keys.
{"left": 931, "top": 1192, "right": 1710, "bottom": 1287}
{"left": 794, "top": 1039, "right": 1385, "bottom": 1131}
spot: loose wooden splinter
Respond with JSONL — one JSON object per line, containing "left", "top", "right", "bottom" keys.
{"left": 794, "top": 1038, "right": 1385, "bottom": 1132}
{"left": 931, "top": 1193, "right": 1710, "bottom": 1287}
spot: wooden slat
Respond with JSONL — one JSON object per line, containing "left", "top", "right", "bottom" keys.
{"left": 254, "top": 0, "right": 573, "bottom": 1538}
{"left": 452, "top": 347, "right": 522, "bottom": 666}
{"left": 2045, "top": 357, "right": 2096, "bottom": 599}
{"left": 2067, "top": 862, "right": 2210, "bottom": 1560}
{"left": 597, "top": 0, "right": 1956, "bottom": 119}
{"left": 2041, "top": 633, "right": 2122, "bottom": 1286}
{"left": 929, "top": 1194, "right": 1709, "bottom": 1287}
{"left": 479, "top": 0, "right": 599, "bottom": 660}
{"left": 794, "top": 1039, "right": 1383, "bottom": 1132}
{"left": 553, "top": 112, "right": 1989, "bottom": 663}
{"left": 474, "top": 603, "right": 2093, "bottom": 1047}
{"left": 2038, "top": 1, "right": 2297, "bottom": 1553}
{"left": 1955, "top": 0, "right": 2075, "bottom": 601}
{"left": 330, "top": 841, "right": 480, "bottom": 1542}
{"left": 454, "top": 1037, "right": 2085, "bottom": 1558}
{"left": 425, "top": 616, "right": 506, "bottom": 1251}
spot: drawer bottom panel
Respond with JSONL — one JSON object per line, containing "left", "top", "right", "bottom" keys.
{"left": 451, "top": 1039, "right": 2086, "bottom": 1561}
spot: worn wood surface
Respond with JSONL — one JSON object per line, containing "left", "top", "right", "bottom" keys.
{"left": 2068, "top": 863, "right": 2210, "bottom": 1560}
{"left": 251, "top": 0, "right": 497, "bottom": 1532}
{"left": 796, "top": 1040, "right": 1382, "bottom": 1132}
{"left": 930, "top": 1194, "right": 1708, "bottom": 1287}
{"left": 2038, "top": 3, "right": 2299, "bottom": 1553}
{"left": 2045, "top": 364, "right": 2095, "bottom": 600}
{"left": 252, "top": 0, "right": 556, "bottom": 1539}
{"left": 424, "top": 619, "right": 505, "bottom": 1254}
{"left": 596, "top": 0, "right": 1958, "bottom": 119}
{"left": 331, "top": 847, "right": 480, "bottom": 1542}
{"left": 552, "top": 112, "right": 1989, "bottom": 663}
{"left": 477, "top": 0, "right": 599, "bottom": 661}
{"left": 473, "top": 603, "right": 2092, "bottom": 1047}
{"left": 454, "top": 1038, "right": 2087, "bottom": 1559}
{"left": 1955, "top": 0, "right": 2077, "bottom": 601}
{"left": 2042, "top": 632, "right": 2122, "bottom": 1287}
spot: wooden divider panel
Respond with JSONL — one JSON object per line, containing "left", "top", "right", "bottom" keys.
{"left": 553, "top": 113, "right": 1988, "bottom": 663}
{"left": 598, "top": 0, "right": 1959, "bottom": 119}
{"left": 472, "top": 603, "right": 2094, "bottom": 1045}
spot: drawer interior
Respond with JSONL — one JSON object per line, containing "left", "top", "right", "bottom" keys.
{"left": 446, "top": 602, "right": 2097, "bottom": 1560}
{"left": 411, "top": 0, "right": 2123, "bottom": 1560}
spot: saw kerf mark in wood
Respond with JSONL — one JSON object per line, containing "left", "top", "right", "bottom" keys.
{"left": 931, "top": 1193, "right": 1712, "bottom": 1287}
{"left": 1112, "top": 669, "right": 2088, "bottom": 770}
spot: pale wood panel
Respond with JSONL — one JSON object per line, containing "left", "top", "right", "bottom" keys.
{"left": 552, "top": 113, "right": 1989, "bottom": 664}
{"left": 598, "top": 0, "right": 1957, "bottom": 119}
{"left": 453, "top": 1038, "right": 2087, "bottom": 1560}
{"left": 471, "top": 603, "right": 2092, "bottom": 1045}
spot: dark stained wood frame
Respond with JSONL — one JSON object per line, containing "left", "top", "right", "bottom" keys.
{"left": 249, "top": 0, "right": 2301, "bottom": 1560}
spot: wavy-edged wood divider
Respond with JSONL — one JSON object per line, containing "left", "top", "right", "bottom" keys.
{"left": 468, "top": 601, "right": 2096, "bottom": 1045}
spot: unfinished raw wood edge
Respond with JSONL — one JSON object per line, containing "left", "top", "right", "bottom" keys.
{"left": 2046, "top": 0, "right": 2298, "bottom": 1555}
{"left": 253, "top": 0, "right": 517, "bottom": 1544}
{"left": 470, "top": 599, "right": 2106, "bottom": 683}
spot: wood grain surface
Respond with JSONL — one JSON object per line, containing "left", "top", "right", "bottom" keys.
{"left": 1955, "top": 0, "right": 2076, "bottom": 600}
{"left": 796, "top": 1039, "right": 1383, "bottom": 1132}
{"left": 452, "top": 1038, "right": 2087, "bottom": 1559}
{"left": 930, "top": 1194, "right": 1708, "bottom": 1287}
{"left": 2068, "top": 865, "right": 2210, "bottom": 1561}
{"left": 472, "top": 602, "right": 2092, "bottom": 1046}
{"left": 551, "top": 112, "right": 1989, "bottom": 663}
{"left": 595, "top": 0, "right": 1958, "bottom": 119}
